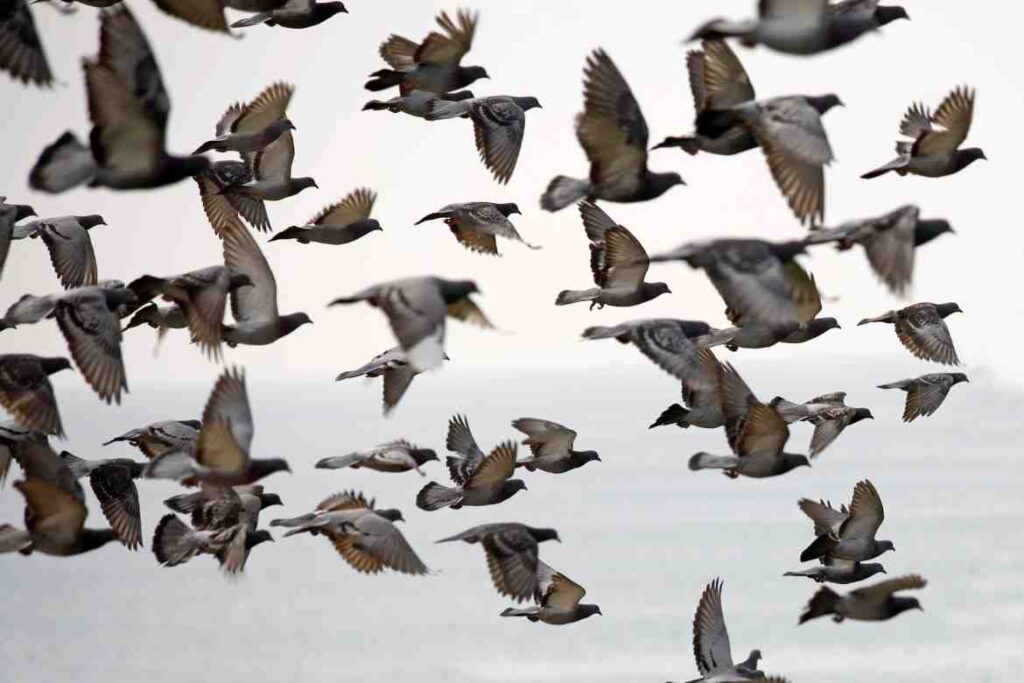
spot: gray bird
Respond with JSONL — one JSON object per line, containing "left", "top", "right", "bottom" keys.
{"left": 217, "top": 131, "right": 316, "bottom": 202}
{"left": 415, "top": 202, "right": 538, "bottom": 255}
{"left": 197, "top": 159, "right": 270, "bottom": 232}
{"left": 0, "top": 419, "right": 36, "bottom": 486}
{"left": 654, "top": 39, "right": 757, "bottom": 156}
{"left": 363, "top": 89, "right": 475, "bottom": 118}
{"left": 416, "top": 414, "right": 526, "bottom": 511}
{"left": 690, "top": 0, "right": 909, "bottom": 56}
{"left": 330, "top": 276, "right": 491, "bottom": 373}
{"left": 122, "top": 302, "right": 188, "bottom": 335}
{"left": 0, "top": 0, "right": 52, "bottom": 86}
{"left": 862, "top": 87, "right": 985, "bottom": 179}
{"left": 334, "top": 346, "right": 441, "bottom": 416}
{"left": 798, "top": 481, "right": 894, "bottom": 563}
{"left": 270, "top": 188, "right": 381, "bottom": 246}
{"left": 194, "top": 82, "right": 295, "bottom": 157}
{"left": 784, "top": 558, "right": 886, "bottom": 585}
{"left": 59, "top": 452, "right": 144, "bottom": 550}
{"left": 1, "top": 200, "right": 37, "bottom": 281}
{"left": 541, "top": 49, "right": 685, "bottom": 211}
{"left": 672, "top": 579, "right": 763, "bottom": 683}
{"left": 772, "top": 394, "right": 872, "bottom": 456}
{"left": 230, "top": 0, "right": 348, "bottom": 29}
{"left": 804, "top": 205, "right": 954, "bottom": 297}
{"left": 556, "top": 202, "right": 670, "bottom": 309}
{"left": 363, "top": 10, "right": 487, "bottom": 94}
{"left": 153, "top": 514, "right": 274, "bottom": 574}
{"left": 0, "top": 354, "right": 71, "bottom": 436}
{"left": 800, "top": 574, "right": 925, "bottom": 624}
{"left": 104, "top": 419, "right": 201, "bottom": 460}
{"left": 437, "top": 523, "right": 560, "bottom": 602}
{"left": 878, "top": 372, "right": 967, "bottom": 422}
{"left": 164, "top": 484, "right": 282, "bottom": 531}
{"left": 650, "top": 348, "right": 726, "bottom": 430}
{"left": 29, "top": 7, "right": 209, "bottom": 193}
{"left": 315, "top": 441, "right": 439, "bottom": 475}
{"left": 582, "top": 319, "right": 715, "bottom": 381}
{"left": 10, "top": 215, "right": 105, "bottom": 289}
{"left": 512, "top": 418, "right": 601, "bottom": 474}
{"left": 858, "top": 301, "right": 961, "bottom": 365}
{"left": 425, "top": 95, "right": 542, "bottom": 184}
{"left": 500, "top": 562, "right": 601, "bottom": 625}
{"left": 771, "top": 392, "right": 847, "bottom": 423}
{"left": 689, "top": 362, "right": 810, "bottom": 479}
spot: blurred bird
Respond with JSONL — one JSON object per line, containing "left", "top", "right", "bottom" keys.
{"left": 582, "top": 319, "right": 715, "bottom": 381}
{"left": 650, "top": 349, "right": 726, "bottom": 430}
{"left": 0, "top": 0, "right": 52, "bottom": 86}
{"left": 878, "top": 373, "right": 968, "bottom": 422}
{"left": 153, "top": 513, "right": 274, "bottom": 573}
{"left": 858, "top": 302, "right": 961, "bottom": 365}
{"left": 316, "top": 441, "right": 439, "bottom": 475}
{"left": 500, "top": 562, "right": 601, "bottom": 625}
{"left": 416, "top": 202, "right": 537, "bottom": 255}
{"left": 121, "top": 302, "right": 188, "bottom": 336}
{"left": 772, "top": 393, "right": 872, "bottom": 456}
{"left": 784, "top": 558, "right": 886, "bottom": 584}
{"left": 270, "top": 188, "right": 381, "bottom": 245}
{"left": 104, "top": 419, "right": 200, "bottom": 459}
{"left": 800, "top": 574, "right": 925, "bottom": 624}
{"left": 152, "top": 0, "right": 293, "bottom": 34}
{"left": 0, "top": 354, "right": 71, "bottom": 436}
{"left": 511, "top": 418, "right": 601, "bottom": 474}
{"left": 437, "top": 523, "right": 560, "bottom": 601}
{"left": 231, "top": 0, "right": 348, "bottom": 29}
{"left": 1, "top": 200, "right": 37, "bottom": 281}
{"left": 60, "top": 452, "right": 145, "bottom": 550}
{"left": 334, "top": 346, "right": 442, "bottom": 416}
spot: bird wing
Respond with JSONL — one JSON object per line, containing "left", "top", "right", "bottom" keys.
{"left": 16, "top": 479, "right": 87, "bottom": 544}
{"left": 840, "top": 480, "right": 884, "bottom": 541}
{"left": 415, "top": 9, "right": 476, "bottom": 66}
{"left": 97, "top": 6, "right": 169, "bottom": 131}
{"left": 903, "top": 375, "right": 953, "bottom": 421}
{"left": 376, "top": 280, "right": 449, "bottom": 369}
{"left": 706, "top": 243, "right": 796, "bottom": 327}
{"left": 233, "top": 82, "right": 293, "bottom": 135}
{"left": 798, "top": 498, "right": 848, "bottom": 536}
{"left": 682, "top": 348, "right": 723, "bottom": 410}
{"left": 693, "top": 40, "right": 755, "bottom": 112}
{"left": 452, "top": 225, "right": 499, "bottom": 255}
{"left": 578, "top": 201, "right": 618, "bottom": 243}
{"left": 537, "top": 562, "right": 586, "bottom": 611}
{"left": 861, "top": 205, "right": 919, "bottom": 297}
{"left": 312, "top": 188, "right": 376, "bottom": 226}
{"left": 39, "top": 220, "right": 98, "bottom": 289}
{"left": 512, "top": 418, "right": 577, "bottom": 458}
{"left": 0, "top": 0, "right": 52, "bottom": 86}
{"left": 329, "top": 530, "right": 385, "bottom": 574}
{"left": 382, "top": 365, "right": 416, "bottom": 414}
{"left": 84, "top": 61, "right": 164, "bottom": 177}
{"left": 735, "top": 403, "right": 789, "bottom": 458}
{"left": 896, "top": 306, "right": 958, "bottom": 365}
{"left": 446, "top": 413, "right": 484, "bottom": 465}
{"left": 214, "top": 103, "right": 245, "bottom": 138}
{"left": 0, "top": 357, "right": 63, "bottom": 436}
{"left": 195, "top": 368, "right": 252, "bottom": 472}
{"left": 252, "top": 130, "right": 295, "bottom": 181}
{"left": 472, "top": 98, "right": 526, "bottom": 185}
{"left": 318, "top": 490, "right": 373, "bottom": 512}
{"left": 808, "top": 409, "right": 850, "bottom": 457}
{"left": 218, "top": 206, "right": 279, "bottom": 322}
{"left": 914, "top": 87, "right": 974, "bottom": 157}
{"left": 89, "top": 462, "right": 142, "bottom": 550}
{"left": 629, "top": 321, "right": 702, "bottom": 381}
{"left": 54, "top": 291, "right": 126, "bottom": 405}
{"left": 692, "top": 579, "right": 734, "bottom": 676}
{"left": 465, "top": 441, "right": 517, "bottom": 488}
{"left": 600, "top": 226, "right": 649, "bottom": 289}
{"left": 483, "top": 526, "right": 541, "bottom": 602}
{"left": 350, "top": 513, "right": 429, "bottom": 575}
{"left": 379, "top": 34, "right": 420, "bottom": 70}
{"left": 446, "top": 295, "right": 493, "bottom": 329}
{"left": 716, "top": 362, "right": 757, "bottom": 425}
{"left": 153, "top": 0, "right": 230, "bottom": 34}
{"left": 164, "top": 267, "right": 231, "bottom": 359}
{"left": 851, "top": 575, "right": 926, "bottom": 603}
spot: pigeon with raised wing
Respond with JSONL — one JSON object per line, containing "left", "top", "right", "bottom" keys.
{"left": 511, "top": 418, "right": 600, "bottom": 474}
{"left": 582, "top": 319, "right": 715, "bottom": 382}
{"left": 500, "top": 562, "right": 601, "bottom": 625}
{"left": 270, "top": 188, "right": 381, "bottom": 245}
{"left": 0, "top": 355, "right": 71, "bottom": 436}
{"left": 878, "top": 373, "right": 967, "bottom": 422}
{"left": 334, "top": 346, "right": 441, "bottom": 415}
{"left": 858, "top": 302, "right": 961, "bottom": 365}
{"left": 797, "top": 481, "right": 894, "bottom": 563}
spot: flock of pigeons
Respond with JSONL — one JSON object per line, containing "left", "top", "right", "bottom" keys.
{"left": 0, "top": 1, "right": 986, "bottom": 680}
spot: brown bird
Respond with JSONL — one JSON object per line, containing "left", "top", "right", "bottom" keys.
{"left": 0, "top": 355, "right": 71, "bottom": 436}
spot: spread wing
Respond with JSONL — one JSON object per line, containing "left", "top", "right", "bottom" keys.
{"left": 902, "top": 375, "right": 952, "bottom": 422}
{"left": 0, "top": 357, "right": 63, "bottom": 436}
{"left": 914, "top": 87, "right": 974, "bottom": 157}
{"left": 89, "top": 462, "right": 142, "bottom": 550}
{"left": 851, "top": 574, "right": 926, "bottom": 603}
{"left": 84, "top": 61, "right": 163, "bottom": 177}
{"left": 465, "top": 441, "right": 516, "bottom": 489}
{"left": 798, "top": 498, "right": 848, "bottom": 536}
{"left": 472, "top": 98, "right": 526, "bottom": 185}
{"left": 54, "top": 292, "right": 126, "bottom": 405}
{"left": 599, "top": 226, "right": 649, "bottom": 289}
{"left": 861, "top": 205, "right": 919, "bottom": 297}
{"left": 416, "top": 9, "right": 476, "bottom": 66}
{"left": 690, "top": 40, "right": 755, "bottom": 113}
{"left": 692, "top": 579, "right": 734, "bottom": 675}
{"left": 252, "top": 131, "right": 295, "bottom": 181}
{"left": 537, "top": 562, "right": 586, "bottom": 611}
{"left": 211, "top": 195, "right": 278, "bottom": 323}
{"left": 0, "top": 0, "right": 52, "bottom": 86}
{"left": 840, "top": 479, "right": 884, "bottom": 541}
{"left": 39, "top": 220, "right": 98, "bottom": 289}
{"left": 512, "top": 418, "right": 576, "bottom": 458}
{"left": 233, "top": 82, "right": 293, "bottom": 135}
{"left": 482, "top": 526, "right": 541, "bottom": 602}
{"left": 16, "top": 479, "right": 87, "bottom": 546}
{"left": 153, "top": 0, "right": 230, "bottom": 34}
{"left": 311, "top": 188, "right": 376, "bottom": 226}
{"left": 896, "top": 306, "right": 958, "bottom": 365}
{"left": 195, "top": 367, "right": 252, "bottom": 472}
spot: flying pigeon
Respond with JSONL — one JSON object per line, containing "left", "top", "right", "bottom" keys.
{"left": 270, "top": 188, "right": 381, "bottom": 245}
{"left": 10, "top": 215, "right": 106, "bottom": 289}
{"left": 500, "top": 562, "right": 601, "bottom": 625}
{"left": 797, "top": 481, "right": 894, "bottom": 564}
{"left": 1, "top": 200, "right": 37, "bottom": 281}
{"left": 582, "top": 319, "right": 715, "bottom": 381}
{"left": 858, "top": 302, "right": 961, "bottom": 365}
{"left": 195, "top": 82, "right": 295, "bottom": 157}
{"left": 415, "top": 202, "right": 538, "bottom": 255}
{"left": 59, "top": 452, "right": 144, "bottom": 550}
{"left": 511, "top": 418, "right": 601, "bottom": 474}
{"left": 772, "top": 394, "right": 872, "bottom": 456}
{"left": 650, "top": 348, "right": 726, "bottom": 430}
{"left": 334, "top": 346, "right": 441, "bottom": 415}
{"left": 878, "top": 373, "right": 967, "bottom": 422}
{"left": 363, "top": 89, "right": 475, "bottom": 118}
{"left": 315, "top": 441, "right": 439, "bottom": 475}
{"left": 230, "top": 0, "right": 348, "bottom": 29}
{"left": 0, "top": 0, "right": 52, "bottom": 86}
{"left": 0, "top": 354, "right": 71, "bottom": 436}
{"left": 151, "top": 0, "right": 290, "bottom": 34}
{"left": 153, "top": 513, "right": 274, "bottom": 574}
{"left": 104, "top": 419, "right": 201, "bottom": 459}
{"left": 784, "top": 557, "right": 886, "bottom": 585}
{"left": 800, "top": 574, "right": 925, "bottom": 624}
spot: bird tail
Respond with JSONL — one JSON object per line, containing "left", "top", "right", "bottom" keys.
{"left": 163, "top": 492, "right": 202, "bottom": 515}
{"left": 414, "top": 211, "right": 452, "bottom": 225}
{"left": 193, "top": 138, "right": 227, "bottom": 155}
{"left": 649, "top": 404, "right": 690, "bottom": 429}
{"left": 58, "top": 451, "right": 93, "bottom": 479}
{"left": 771, "top": 396, "right": 804, "bottom": 423}
{"left": 364, "top": 69, "right": 404, "bottom": 92}
{"left": 651, "top": 136, "right": 701, "bottom": 155}
{"left": 799, "top": 586, "right": 840, "bottom": 624}
{"left": 268, "top": 226, "right": 308, "bottom": 243}
{"left": 861, "top": 155, "right": 908, "bottom": 179}
{"left": 29, "top": 131, "right": 96, "bottom": 194}
{"left": 555, "top": 289, "right": 601, "bottom": 306}
{"left": 580, "top": 324, "right": 629, "bottom": 341}
{"left": 799, "top": 533, "right": 836, "bottom": 563}
{"left": 416, "top": 482, "right": 464, "bottom": 511}
{"left": 230, "top": 12, "right": 271, "bottom": 28}
{"left": 877, "top": 379, "right": 910, "bottom": 390}
{"left": 783, "top": 568, "right": 822, "bottom": 580}
{"left": 687, "top": 18, "right": 753, "bottom": 42}
{"left": 362, "top": 99, "right": 392, "bottom": 111}
{"left": 688, "top": 452, "right": 741, "bottom": 471}
{"left": 269, "top": 513, "right": 318, "bottom": 529}
{"left": 500, "top": 606, "right": 540, "bottom": 618}
{"left": 540, "top": 176, "right": 590, "bottom": 212}
{"left": 153, "top": 514, "right": 201, "bottom": 566}
{"left": 514, "top": 458, "right": 538, "bottom": 471}
{"left": 314, "top": 454, "right": 363, "bottom": 470}
{"left": 424, "top": 99, "right": 473, "bottom": 121}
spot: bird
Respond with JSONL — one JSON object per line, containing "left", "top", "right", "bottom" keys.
{"left": 0, "top": 354, "right": 70, "bottom": 436}
{"left": 152, "top": 513, "right": 274, "bottom": 574}
{"left": 858, "top": 302, "right": 961, "bottom": 365}
{"left": 799, "top": 574, "right": 925, "bottom": 624}
{"left": 416, "top": 414, "right": 526, "bottom": 511}
{"left": 363, "top": 9, "right": 487, "bottom": 94}
{"left": 0, "top": 0, "right": 52, "bottom": 86}
{"left": 329, "top": 276, "right": 490, "bottom": 373}
{"left": 670, "top": 578, "right": 763, "bottom": 683}
{"left": 500, "top": 562, "right": 601, "bottom": 625}
{"left": 797, "top": 481, "right": 894, "bottom": 564}
{"left": 556, "top": 202, "right": 670, "bottom": 309}
{"left": 803, "top": 205, "right": 954, "bottom": 297}
{"left": 416, "top": 202, "right": 538, "bottom": 255}
{"left": 437, "top": 523, "right": 560, "bottom": 602}
{"left": 164, "top": 484, "right": 282, "bottom": 529}
{"left": 541, "top": 49, "right": 685, "bottom": 211}
{"left": 862, "top": 86, "right": 984, "bottom": 179}
{"left": 363, "top": 89, "right": 475, "bottom": 118}
{"left": 143, "top": 367, "right": 291, "bottom": 486}
{"left": 151, "top": 0, "right": 290, "bottom": 34}
{"left": 271, "top": 490, "right": 429, "bottom": 575}
{"left": 230, "top": 0, "right": 348, "bottom": 29}
{"left": 878, "top": 373, "right": 968, "bottom": 422}
{"left": 334, "top": 346, "right": 442, "bottom": 416}
{"left": 1, "top": 200, "right": 37, "bottom": 281}
{"left": 59, "top": 452, "right": 144, "bottom": 550}
{"left": 215, "top": 122, "right": 316, "bottom": 204}
{"left": 103, "top": 419, "right": 201, "bottom": 459}
{"left": 121, "top": 302, "right": 188, "bottom": 336}
{"left": 689, "top": 362, "right": 811, "bottom": 479}
{"left": 690, "top": 0, "right": 909, "bottom": 56}
{"left": 315, "top": 441, "right": 439, "bottom": 475}
{"left": 270, "top": 188, "right": 381, "bottom": 245}
{"left": 650, "top": 239, "right": 821, "bottom": 328}
{"left": 582, "top": 319, "right": 715, "bottom": 381}
{"left": 9, "top": 215, "right": 105, "bottom": 289}
{"left": 511, "top": 418, "right": 601, "bottom": 474}
{"left": 702, "top": 322, "right": 802, "bottom": 351}
{"left": 650, "top": 348, "right": 726, "bottom": 430}
{"left": 653, "top": 39, "right": 757, "bottom": 156}
{"left": 772, "top": 394, "right": 872, "bottom": 456}
{"left": 195, "top": 82, "right": 296, "bottom": 157}
{"left": 424, "top": 95, "right": 542, "bottom": 184}
{"left": 784, "top": 558, "right": 886, "bottom": 584}
{"left": 29, "top": 6, "right": 210, "bottom": 193}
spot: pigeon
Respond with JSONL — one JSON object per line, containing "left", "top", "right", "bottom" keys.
{"left": 653, "top": 40, "right": 757, "bottom": 156}
{"left": 878, "top": 373, "right": 967, "bottom": 422}
{"left": 1, "top": 200, "right": 37, "bottom": 281}
{"left": 416, "top": 414, "right": 526, "bottom": 511}
{"left": 689, "top": 362, "right": 811, "bottom": 478}
{"left": 152, "top": 513, "right": 274, "bottom": 574}
{"left": 272, "top": 490, "right": 428, "bottom": 575}
{"left": 650, "top": 239, "right": 821, "bottom": 328}
{"left": 0, "top": 354, "right": 70, "bottom": 436}
{"left": 164, "top": 484, "right": 282, "bottom": 530}
{"left": 511, "top": 418, "right": 601, "bottom": 474}
{"left": 415, "top": 202, "right": 538, "bottom": 256}
{"left": 363, "top": 9, "right": 487, "bottom": 94}
{"left": 424, "top": 95, "right": 542, "bottom": 184}
{"left": 541, "top": 49, "right": 685, "bottom": 211}
{"left": 329, "top": 276, "right": 490, "bottom": 373}
{"left": 862, "top": 86, "right": 985, "bottom": 179}
{"left": 437, "top": 523, "right": 560, "bottom": 602}
{"left": 9, "top": 215, "right": 105, "bottom": 289}
{"left": 122, "top": 302, "right": 188, "bottom": 335}
{"left": 104, "top": 419, "right": 201, "bottom": 459}
{"left": 315, "top": 441, "right": 439, "bottom": 475}
{"left": 334, "top": 346, "right": 441, "bottom": 416}
{"left": 59, "top": 452, "right": 144, "bottom": 550}
{"left": 363, "top": 89, "right": 475, "bottom": 118}
{"left": 690, "top": 0, "right": 909, "bottom": 56}
{"left": 143, "top": 367, "right": 291, "bottom": 486}
{"left": 703, "top": 322, "right": 802, "bottom": 351}
{"left": 858, "top": 302, "right": 961, "bottom": 365}
{"left": 784, "top": 558, "right": 886, "bottom": 584}
{"left": 29, "top": 6, "right": 210, "bottom": 193}
{"left": 231, "top": 0, "right": 348, "bottom": 29}
{"left": 798, "top": 481, "right": 894, "bottom": 563}
{"left": 196, "top": 175, "right": 313, "bottom": 346}
{"left": 650, "top": 349, "right": 726, "bottom": 430}
{"left": 0, "top": 0, "right": 52, "bottom": 86}
{"left": 804, "top": 205, "right": 954, "bottom": 297}
{"left": 151, "top": 0, "right": 292, "bottom": 34}
{"left": 500, "top": 562, "right": 601, "bottom": 625}
{"left": 799, "top": 574, "right": 925, "bottom": 624}
{"left": 270, "top": 188, "right": 381, "bottom": 245}
{"left": 216, "top": 129, "right": 316, "bottom": 203}
{"left": 555, "top": 202, "right": 670, "bottom": 309}
{"left": 670, "top": 579, "right": 763, "bottom": 683}
{"left": 772, "top": 394, "right": 872, "bottom": 456}
{"left": 582, "top": 319, "right": 715, "bottom": 381}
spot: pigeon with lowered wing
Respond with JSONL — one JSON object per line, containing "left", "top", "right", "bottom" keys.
{"left": 772, "top": 393, "right": 872, "bottom": 456}
{"left": 104, "top": 419, "right": 200, "bottom": 459}
{"left": 334, "top": 346, "right": 442, "bottom": 416}
{"left": 798, "top": 481, "right": 894, "bottom": 563}
{"left": 316, "top": 441, "right": 438, "bottom": 475}
{"left": 122, "top": 302, "right": 188, "bottom": 336}
{"left": 10, "top": 215, "right": 105, "bottom": 289}
{"left": 0, "top": 354, "right": 71, "bottom": 436}
{"left": 270, "top": 188, "right": 381, "bottom": 245}
{"left": 194, "top": 82, "right": 295, "bottom": 156}
{"left": 800, "top": 574, "right": 925, "bottom": 624}
{"left": 878, "top": 372, "right": 967, "bottom": 422}
{"left": 511, "top": 418, "right": 600, "bottom": 474}
{"left": 415, "top": 202, "right": 538, "bottom": 255}
{"left": 59, "top": 452, "right": 144, "bottom": 550}
{"left": 500, "top": 562, "right": 601, "bottom": 625}
{"left": 153, "top": 513, "right": 274, "bottom": 574}
{"left": 650, "top": 349, "right": 726, "bottom": 430}
{"left": 582, "top": 319, "right": 715, "bottom": 382}
{"left": 858, "top": 301, "right": 961, "bottom": 365}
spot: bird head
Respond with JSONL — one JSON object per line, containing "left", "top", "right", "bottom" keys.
{"left": 894, "top": 597, "right": 924, "bottom": 615}
{"left": 876, "top": 5, "right": 910, "bottom": 25}
{"left": 248, "top": 530, "right": 275, "bottom": 548}
{"left": 580, "top": 604, "right": 603, "bottom": 619}
{"left": 462, "top": 66, "right": 490, "bottom": 84}
{"left": 414, "top": 448, "right": 440, "bottom": 464}
{"left": 648, "top": 282, "right": 672, "bottom": 299}
{"left": 496, "top": 202, "right": 521, "bottom": 217}
{"left": 877, "top": 540, "right": 896, "bottom": 555}
{"left": 862, "top": 563, "right": 887, "bottom": 579}
{"left": 295, "top": 177, "right": 319, "bottom": 193}
{"left": 279, "top": 118, "right": 297, "bottom": 132}
{"left": 258, "top": 458, "right": 292, "bottom": 478}
{"left": 259, "top": 493, "right": 284, "bottom": 508}
{"left": 513, "top": 96, "right": 542, "bottom": 112}
{"left": 79, "top": 214, "right": 106, "bottom": 229}
{"left": 579, "top": 450, "right": 602, "bottom": 465}
{"left": 808, "top": 94, "right": 844, "bottom": 114}
{"left": 952, "top": 373, "right": 970, "bottom": 384}
{"left": 378, "top": 508, "right": 405, "bottom": 523}
{"left": 13, "top": 204, "right": 37, "bottom": 221}
{"left": 283, "top": 312, "right": 314, "bottom": 332}
{"left": 323, "top": 2, "right": 348, "bottom": 16}
{"left": 937, "top": 302, "right": 963, "bottom": 317}
{"left": 365, "top": 218, "right": 384, "bottom": 233}
{"left": 748, "top": 649, "right": 763, "bottom": 665}
{"left": 852, "top": 408, "right": 874, "bottom": 423}
{"left": 783, "top": 454, "right": 812, "bottom": 472}
{"left": 532, "top": 527, "right": 561, "bottom": 543}
{"left": 508, "top": 479, "right": 528, "bottom": 494}
{"left": 42, "top": 357, "right": 73, "bottom": 375}
{"left": 815, "top": 317, "right": 841, "bottom": 332}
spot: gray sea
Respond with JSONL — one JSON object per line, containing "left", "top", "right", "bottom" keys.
{"left": 2, "top": 360, "right": 1022, "bottom": 682}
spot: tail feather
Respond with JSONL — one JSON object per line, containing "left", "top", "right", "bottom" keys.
{"left": 416, "top": 482, "right": 464, "bottom": 511}
{"left": 652, "top": 136, "right": 701, "bottom": 155}
{"left": 362, "top": 99, "right": 391, "bottom": 111}
{"left": 268, "top": 226, "right": 308, "bottom": 243}
{"left": 877, "top": 380, "right": 910, "bottom": 390}
{"left": 800, "top": 533, "right": 837, "bottom": 563}
{"left": 29, "top": 131, "right": 96, "bottom": 194}
{"left": 688, "top": 452, "right": 741, "bottom": 471}
{"left": 193, "top": 139, "right": 227, "bottom": 155}
{"left": 649, "top": 404, "right": 689, "bottom": 429}
{"left": 581, "top": 324, "right": 628, "bottom": 341}
{"left": 364, "top": 69, "right": 404, "bottom": 92}
{"left": 555, "top": 289, "right": 601, "bottom": 306}
{"left": 500, "top": 606, "right": 540, "bottom": 618}
{"left": 315, "top": 454, "right": 363, "bottom": 470}
{"left": 269, "top": 513, "right": 317, "bottom": 528}
{"left": 540, "top": 176, "right": 590, "bottom": 212}
{"left": 415, "top": 211, "right": 451, "bottom": 225}
{"left": 153, "top": 514, "right": 201, "bottom": 566}
{"left": 799, "top": 586, "right": 840, "bottom": 624}
{"left": 231, "top": 12, "right": 272, "bottom": 27}
{"left": 784, "top": 568, "right": 821, "bottom": 579}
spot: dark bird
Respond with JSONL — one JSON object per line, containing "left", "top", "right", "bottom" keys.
{"left": 29, "top": 6, "right": 209, "bottom": 193}
{"left": 0, "top": 0, "right": 52, "bottom": 86}
{"left": 363, "top": 89, "right": 475, "bottom": 118}
{"left": 500, "top": 562, "right": 601, "bottom": 625}
{"left": 511, "top": 418, "right": 600, "bottom": 474}
{"left": 797, "top": 481, "right": 894, "bottom": 564}
{"left": 2, "top": 200, "right": 37, "bottom": 281}
{"left": 104, "top": 419, "right": 200, "bottom": 459}
{"left": 151, "top": 0, "right": 294, "bottom": 34}
{"left": 862, "top": 86, "right": 984, "bottom": 179}
{"left": 541, "top": 49, "right": 684, "bottom": 211}
{"left": 60, "top": 452, "right": 145, "bottom": 550}
{"left": 650, "top": 348, "right": 726, "bottom": 430}
{"left": 858, "top": 302, "right": 961, "bottom": 365}
{"left": 799, "top": 574, "right": 925, "bottom": 624}
{"left": 121, "top": 302, "right": 187, "bottom": 336}
{"left": 231, "top": 0, "right": 348, "bottom": 29}
{"left": 415, "top": 202, "right": 538, "bottom": 255}
{"left": 556, "top": 202, "right": 670, "bottom": 309}
{"left": 363, "top": 9, "right": 487, "bottom": 94}
{"left": 878, "top": 373, "right": 967, "bottom": 422}
{"left": 582, "top": 319, "right": 715, "bottom": 381}
{"left": 315, "top": 440, "right": 439, "bottom": 475}
{"left": 10, "top": 215, "right": 106, "bottom": 289}
{"left": 0, "top": 354, "right": 71, "bottom": 436}
{"left": 334, "top": 346, "right": 442, "bottom": 416}
{"left": 784, "top": 558, "right": 886, "bottom": 584}
{"left": 772, "top": 393, "right": 872, "bottom": 456}
{"left": 270, "top": 188, "right": 381, "bottom": 245}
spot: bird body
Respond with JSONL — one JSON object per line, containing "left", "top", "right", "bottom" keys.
{"left": 650, "top": 349, "right": 726, "bottom": 430}
{"left": 363, "top": 89, "right": 475, "bottom": 118}
{"left": 500, "top": 561, "right": 600, "bottom": 625}
{"left": 416, "top": 202, "right": 536, "bottom": 255}
{"left": 270, "top": 188, "right": 381, "bottom": 246}
{"left": 858, "top": 301, "right": 961, "bottom": 364}
{"left": 512, "top": 418, "right": 600, "bottom": 474}
{"left": 316, "top": 441, "right": 438, "bottom": 475}
{"left": 784, "top": 559, "right": 886, "bottom": 584}
{"left": 800, "top": 575, "right": 925, "bottom": 624}
{"left": 878, "top": 372, "right": 967, "bottom": 422}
